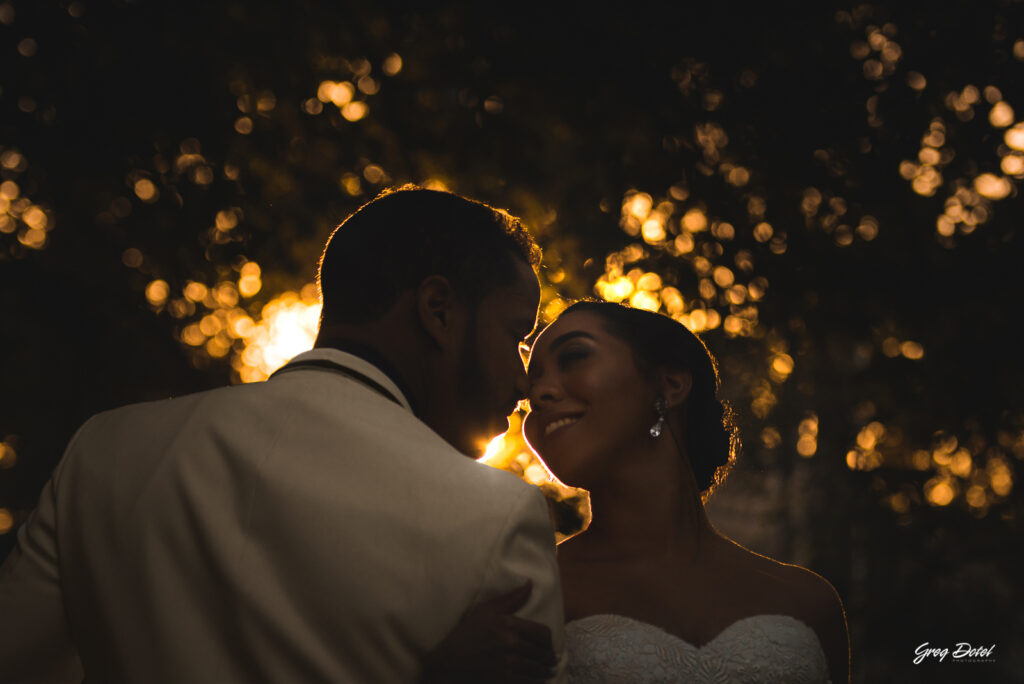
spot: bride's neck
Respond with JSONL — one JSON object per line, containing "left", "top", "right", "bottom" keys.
{"left": 559, "top": 444, "right": 717, "bottom": 565}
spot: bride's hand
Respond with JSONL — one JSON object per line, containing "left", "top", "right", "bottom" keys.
{"left": 420, "top": 580, "right": 557, "bottom": 683}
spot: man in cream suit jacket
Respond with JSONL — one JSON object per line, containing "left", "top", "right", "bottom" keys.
{"left": 0, "top": 187, "right": 565, "bottom": 683}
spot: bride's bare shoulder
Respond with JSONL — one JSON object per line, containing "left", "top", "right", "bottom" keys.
{"left": 719, "top": 538, "right": 849, "bottom": 683}
{"left": 719, "top": 538, "right": 837, "bottom": 607}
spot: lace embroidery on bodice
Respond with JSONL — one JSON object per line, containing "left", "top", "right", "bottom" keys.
{"left": 565, "top": 613, "right": 830, "bottom": 683}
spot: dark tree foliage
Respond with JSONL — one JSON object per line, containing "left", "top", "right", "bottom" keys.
{"left": 1, "top": 2, "right": 1021, "bottom": 680}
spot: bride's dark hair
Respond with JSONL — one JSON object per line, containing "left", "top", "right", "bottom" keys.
{"left": 559, "top": 301, "right": 740, "bottom": 500}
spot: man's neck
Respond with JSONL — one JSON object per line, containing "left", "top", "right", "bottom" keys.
{"left": 314, "top": 338, "right": 419, "bottom": 415}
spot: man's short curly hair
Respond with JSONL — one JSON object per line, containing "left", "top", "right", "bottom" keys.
{"left": 318, "top": 185, "right": 541, "bottom": 324}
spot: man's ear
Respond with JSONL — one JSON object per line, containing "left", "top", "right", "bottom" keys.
{"left": 660, "top": 368, "right": 693, "bottom": 408}
{"left": 416, "top": 275, "right": 462, "bottom": 348}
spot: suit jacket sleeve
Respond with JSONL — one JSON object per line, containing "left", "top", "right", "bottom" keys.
{"left": 0, "top": 429, "right": 85, "bottom": 683}
{"left": 474, "top": 483, "right": 568, "bottom": 683}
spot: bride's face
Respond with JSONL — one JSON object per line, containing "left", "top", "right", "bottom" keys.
{"left": 523, "top": 311, "right": 658, "bottom": 487}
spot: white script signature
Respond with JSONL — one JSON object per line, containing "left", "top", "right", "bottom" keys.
{"left": 913, "top": 642, "right": 996, "bottom": 665}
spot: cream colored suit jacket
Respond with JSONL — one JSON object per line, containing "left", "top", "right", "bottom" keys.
{"left": 0, "top": 349, "right": 565, "bottom": 683}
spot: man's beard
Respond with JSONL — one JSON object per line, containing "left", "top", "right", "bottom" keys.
{"left": 454, "top": 321, "right": 501, "bottom": 455}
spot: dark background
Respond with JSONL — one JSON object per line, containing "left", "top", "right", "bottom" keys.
{"left": 1, "top": 1, "right": 1022, "bottom": 681}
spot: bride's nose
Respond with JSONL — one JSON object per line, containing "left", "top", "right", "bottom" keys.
{"left": 528, "top": 374, "right": 563, "bottom": 408}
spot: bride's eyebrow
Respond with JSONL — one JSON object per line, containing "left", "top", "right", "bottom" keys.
{"left": 527, "top": 330, "right": 596, "bottom": 379}
{"left": 547, "top": 330, "right": 596, "bottom": 353}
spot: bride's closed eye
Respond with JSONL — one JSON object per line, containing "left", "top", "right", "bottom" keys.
{"left": 557, "top": 345, "right": 591, "bottom": 367}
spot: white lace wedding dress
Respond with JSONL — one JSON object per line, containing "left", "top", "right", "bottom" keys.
{"left": 565, "top": 613, "right": 831, "bottom": 683}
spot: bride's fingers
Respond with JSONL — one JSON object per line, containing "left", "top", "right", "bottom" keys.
{"left": 496, "top": 630, "right": 555, "bottom": 663}
{"left": 501, "top": 653, "right": 556, "bottom": 682}
{"left": 502, "top": 615, "right": 554, "bottom": 650}
{"left": 479, "top": 580, "right": 533, "bottom": 615}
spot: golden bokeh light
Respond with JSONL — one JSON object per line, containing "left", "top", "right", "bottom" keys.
{"left": 889, "top": 492, "right": 911, "bottom": 514}
{"left": 661, "top": 286, "right": 684, "bottom": 314}
{"left": 641, "top": 218, "right": 666, "bottom": 243}
{"left": 0, "top": 508, "right": 13, "bottom": 535}
{"left": 318, "top": 80, "right": 355, "bottom": 106}
{"left": 912, "top": 450, "right": 932, "bottom": 470}
{"left": 341, "top": 101, "right": 369, "bottom": 122}
{"left": 753, "top": 221, "right": 773, "bottom": 242}
{"left": 1001, "top": 154, "right": 1024, "bottom": 176}
{"left": 673, "top": 232, "right": 694, "bottom": 253}
{"left": 949, "top": 449, "right": 973, "bottom": 478}
{"left": 712, "top": 266, "right": 734, "bottom": 288}
{"left": 629, "top": 290, "right": 660, "bottom": 312}
{"left": 965, "top": 485, "right": 987, "bottom": 508}
{"left": 906, "top": 71, "right": 926, "bottom": 90}
{"left": 234, "top": 287, "right": 322, "bottom": 383}
{"left": 989, "top": 101, "right": 1015, "bottom": 127}
{"left": 1006, "top": 123, "right": 1024, "bottom": 151}
{"left": 924, "top": 477, "right": 956, "bottom": 506}
{"left": 479, "top": 413, "right": 591, "bottom": 544}
{"left": 973, "top": 173, "right": 1012, "bottom": 200}
{"left": 0, "top": 441, "right": 16, "bottom": 469}
{"left": 145, "top": 279, "right": 170, "bottom": 307}
{"left": 133, "top": 178, "right": 158, "bottom": 202}
{"left": 382, "top": 53, "right": 403, "bottom": 76}
{"left": 238, "top": 261, "right": 262, "bottom": 298}
{"left": 183, "top": 281, "right": 208, "bottom": 303}
{"left": 681, "top": 208, "right": 708, "bottom": 232}
{"left": 900, "top": 340, "right": 925, "bottom": 360}
{"left": 769, "top": 353, "right": 794, "bottom": 380}
{"left": 987, "top": 455, "right": 1013, "bottom": 497}
{"left": 760, "top": 426, "right": 782, "bottom": 449}
{"left": 797, "top": 413, "right": 818, "bottom": 457}
{"left": 18, "top": 227, "right": 46, "bottom": 249}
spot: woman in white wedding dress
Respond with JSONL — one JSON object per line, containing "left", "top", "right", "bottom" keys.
{"left": 521, "top": 301, "right": 849, "bottom": 684}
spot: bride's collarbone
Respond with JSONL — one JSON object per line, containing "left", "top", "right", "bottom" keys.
{"left": 561, "top": 547, "right": 810, "bottom": 645}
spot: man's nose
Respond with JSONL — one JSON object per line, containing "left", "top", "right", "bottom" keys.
{"left": 513, "top": 362, "right": 530, "bottom": 401}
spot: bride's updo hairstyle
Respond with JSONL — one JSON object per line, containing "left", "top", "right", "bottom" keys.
{"left": 560, "top": 301, "right": 740, "bottom": 500}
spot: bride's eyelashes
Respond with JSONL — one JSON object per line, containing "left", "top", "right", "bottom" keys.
{"left": 557, "top": 345, "right": 591, "bottom": 368}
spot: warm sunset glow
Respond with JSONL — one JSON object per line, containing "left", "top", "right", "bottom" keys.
{"left": 235, "top": 288, "right": 322, "bottom": 382}
{"left": 478, "top": 413, "right": 591, "bottom": 544}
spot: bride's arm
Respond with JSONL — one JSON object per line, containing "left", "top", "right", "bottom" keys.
{"left": 421, "top": 581, "right": 556, "bottom": 683}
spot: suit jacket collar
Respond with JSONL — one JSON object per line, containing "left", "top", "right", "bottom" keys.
{"left": 279, "top": 347, "right": 414, "bottom": 413}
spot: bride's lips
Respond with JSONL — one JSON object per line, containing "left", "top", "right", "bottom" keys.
{"left": 541, "top": 412, "right": 584, "bottom": 438}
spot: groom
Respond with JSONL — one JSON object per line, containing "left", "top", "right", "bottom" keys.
{"left": 0, "top": 186, "right": 565, "bottom": 682}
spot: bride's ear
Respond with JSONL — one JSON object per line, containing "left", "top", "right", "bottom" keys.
{"left": 660, "top": 368, "right": 693, "bottom": 408}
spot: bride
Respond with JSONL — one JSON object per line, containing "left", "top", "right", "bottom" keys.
{"left": 521, "top": 301, "right": 849, "bottom": 683}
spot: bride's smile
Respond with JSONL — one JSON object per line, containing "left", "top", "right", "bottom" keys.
{"left": 543, "top": 414, "right": 583, "bottom": 437}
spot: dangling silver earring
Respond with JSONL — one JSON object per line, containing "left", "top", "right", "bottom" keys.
{"left": 650, "top": 398, "right": 668, "bottom": 437}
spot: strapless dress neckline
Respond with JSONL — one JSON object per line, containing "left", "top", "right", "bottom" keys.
{"left": 565, "top": 613, "right": 831, "bottom": 683}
